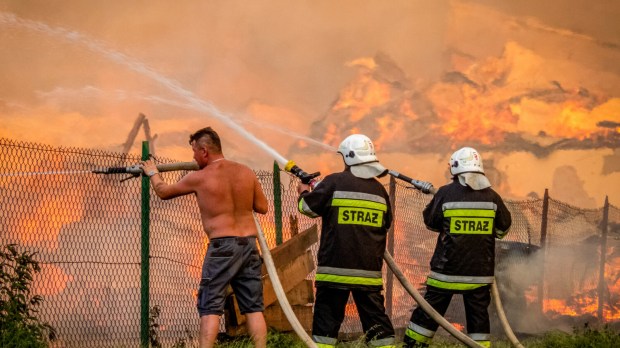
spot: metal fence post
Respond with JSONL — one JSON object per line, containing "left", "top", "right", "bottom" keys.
{"left": 385, "top": 175, "right": 397, "bottom": 317}
{"left": 538, "top": 188, "right": 549, "bottom": 316}
{"left": 598, "top": 196, "right": 609, "bottom": 322}
{"left": 273, "top": 161, "right": 283, "bottom": 245}
{"left": 140, "top": 141, "right": 151, "bottom": 347}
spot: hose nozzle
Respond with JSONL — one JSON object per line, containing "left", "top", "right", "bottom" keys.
{"left": 284, "top": 160, "right": 321, "bottom": 189}
{"left": 388, "top": 170, "right": 436, "bottom": 194}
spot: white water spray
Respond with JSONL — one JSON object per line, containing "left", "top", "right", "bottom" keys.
{"left": 140, "top": 94, "right": 336, "bottom": 152}
{"left": 0, "top": 170, "right": 93, "bottom": 177}
{"left": 0, "top": 12, "right": 291, "bottom": 165}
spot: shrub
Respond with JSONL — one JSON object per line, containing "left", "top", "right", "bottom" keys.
{"left": 0, "top": 244, "right": 56, "bottom": 348}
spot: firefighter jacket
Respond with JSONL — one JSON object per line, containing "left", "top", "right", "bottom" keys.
{"left": 297, "top": 169, "right": 392, "bottom": 291}
{"left": 423, "top": 178, "right": 512, "bottom": 291}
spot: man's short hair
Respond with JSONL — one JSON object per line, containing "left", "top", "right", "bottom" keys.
{"left": 189, "top": 127, "right": 222, "bottom": 154}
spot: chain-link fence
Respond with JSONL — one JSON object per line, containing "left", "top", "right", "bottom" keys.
{"left": 1, "top": 138, "right": 618, "bottom": 347}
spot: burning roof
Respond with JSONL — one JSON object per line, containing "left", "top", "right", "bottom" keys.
{"left": 297, "top": 43, "right": 619, "bottom": 160}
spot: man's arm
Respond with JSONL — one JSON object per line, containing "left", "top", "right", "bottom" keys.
{"left": 253, "top": 176, "right": 269, "bottom": 214}
{"left": 141, "top": 160, "right": 196, "bottom": 200}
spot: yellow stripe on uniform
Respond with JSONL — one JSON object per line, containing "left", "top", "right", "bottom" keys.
{"left": 426, "top": 277, "right": 488, "bottom": 290}
{"left": 443, "top": 209, "right": 496, "bottom": 218}
{"left": 332, "top": 198, "right": 387, "bottom": 211}
{"left": 316, "top": 273, "right": 383, "bottom": 286}
{"left": 405, "top": 328, "right": 432, "bottom": 344}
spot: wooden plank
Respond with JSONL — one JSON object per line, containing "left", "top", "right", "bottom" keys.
{"left": 262, "top": 250, "right": 315, "bottom": 308}
{"left": 290, "top": 215, "right": 299, "bottom": 237}
{"left": 264, "top": 303, "right": 313, "bottom": 332}
{"left": 224, "top": 293, "right": 246, "bottom": 330}
{"left": 282, "top": 279, "right": 314, "bottom": 306}
{"left": 261, "top": 224, "right": 318, "bottom": 274}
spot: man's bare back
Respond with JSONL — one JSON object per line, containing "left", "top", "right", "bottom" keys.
{"left": 184, "top": 159, "right": 268, "bottom": 238}
{"left": 141, "top": 158, "right": 268, "bottom": 239}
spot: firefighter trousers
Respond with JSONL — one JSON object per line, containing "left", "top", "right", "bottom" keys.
{"left": 312, "top": 286, "right": 396, "bottom": 347}
{"left": 404, "top": 285, "right": 492, "bottom": 347}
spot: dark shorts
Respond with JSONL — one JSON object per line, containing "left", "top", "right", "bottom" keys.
{"left": 197, "top": 236, "right": 264, "bottom": 316}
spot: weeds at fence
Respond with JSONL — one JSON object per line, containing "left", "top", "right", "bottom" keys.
{"left": 0, "top": 244, "right": 56, "bottom": 348}
{"left": 149, "top": 304, "right": 195, "bottom": 348}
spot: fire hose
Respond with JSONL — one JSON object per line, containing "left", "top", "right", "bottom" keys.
{"left": 253, "top": 214, "right": 318, "bottom": 348}
{"left": 95, "top": 161, "right": 523, "bottom": 348}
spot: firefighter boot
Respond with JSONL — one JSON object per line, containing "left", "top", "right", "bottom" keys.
{"left": 403, "top": 336, "right": 429, "bottom": 348}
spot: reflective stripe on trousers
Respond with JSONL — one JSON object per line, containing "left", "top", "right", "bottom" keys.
{"left": 404, "top": 322, "right": 435, "bottom": 344}
{"left": 470, "top": 333, "right": 491, "bottom": 347}
{"left": 313, "top": 335, "right": 337, "bottom": 347}
{"left": 316, "top": 266, "right": 383, "bottom": 286}
{"left": 426, "top": 271, "right": 493, "bottom": 291}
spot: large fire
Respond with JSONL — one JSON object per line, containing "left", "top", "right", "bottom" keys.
{"left": 311, "top": 41, "right": 619, "bottom": 155}
{"left": 540, "top": 249, "right": 620, "bottom": 322}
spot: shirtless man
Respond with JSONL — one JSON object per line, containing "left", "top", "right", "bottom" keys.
{"left": 141, "top": 127, "right": 268, "bottom": 348}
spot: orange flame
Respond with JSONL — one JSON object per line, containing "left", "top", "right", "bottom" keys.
{"left": 542, "top": 250, "right": 620, "bottom": 321}
{"left": 451, "top": 322, "right": 465, "bottom": 332}
{"left": 332, "top": 73, "right": 391, "bottom": 123}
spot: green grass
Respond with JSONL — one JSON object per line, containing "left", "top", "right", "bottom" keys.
{"left": 517, "top": 325, "right": 620, "bottom": 348}
{"left": 213, "top": 325, "right": 620, "bottom": 348}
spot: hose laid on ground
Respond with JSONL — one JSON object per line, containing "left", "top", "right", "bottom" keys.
{"left": 491, "top": 279, "right": 525, "bottom": 348}
{"left": 383, "top": 251, "right": 483, "bottom": 348}
{"left": 253, "top": 215, "right": 318, "bottom": 348}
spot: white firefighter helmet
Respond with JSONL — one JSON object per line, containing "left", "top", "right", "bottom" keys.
{"left": 449, "top": 147, "right": 484, "bottom": 176}
{"left": 337, "top": 134, "right": 387, "bottom": 179}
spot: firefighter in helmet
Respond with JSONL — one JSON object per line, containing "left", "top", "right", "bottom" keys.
{"left": 296, "top": 134, "right": 396, "bottom": 348}
{"left": 404, "top": 147, "right": 512, "bottom": 348}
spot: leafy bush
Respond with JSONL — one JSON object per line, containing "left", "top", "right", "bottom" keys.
{"left": 0, "top": 244, "right": 56, "bottom": 348}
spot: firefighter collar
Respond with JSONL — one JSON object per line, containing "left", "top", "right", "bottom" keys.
{"left": 457, "top": 172, "right": 491, "bottom": 190}
{"left": 350, "top": 161, "right": 388, "bottom": 179}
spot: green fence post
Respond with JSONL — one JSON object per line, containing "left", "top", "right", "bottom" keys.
{"left": 597, "top": 196, "right": 609, "bottom": 322}
{"left": 140, "top": 141, "right": 151, "bottom": 347}
{"left": 273, "top": 161, "right": 283, "bottom": 245}
{"left": 385, "top": 175, "right": 396, "bottom": 318}
{"left": 538, "top": 188, "right": 549, "bottom": 317}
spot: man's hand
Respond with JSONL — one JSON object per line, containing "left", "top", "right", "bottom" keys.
{"left": 297, "top": 183, "right": 311, "bottom": 194}
{"left": 140, "top": 159, "right": 159, "bottom": 177}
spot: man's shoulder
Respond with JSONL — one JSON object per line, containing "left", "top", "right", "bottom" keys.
{"left": 220, "top": 160, "right": 255, "bottom": 174}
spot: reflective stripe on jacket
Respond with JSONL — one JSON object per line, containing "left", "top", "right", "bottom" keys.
{"left": 297, "top": 169, "right": 392, "bottom": 290}
{"left": 423, "top": 179, "right": 512, "bottom": 286}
